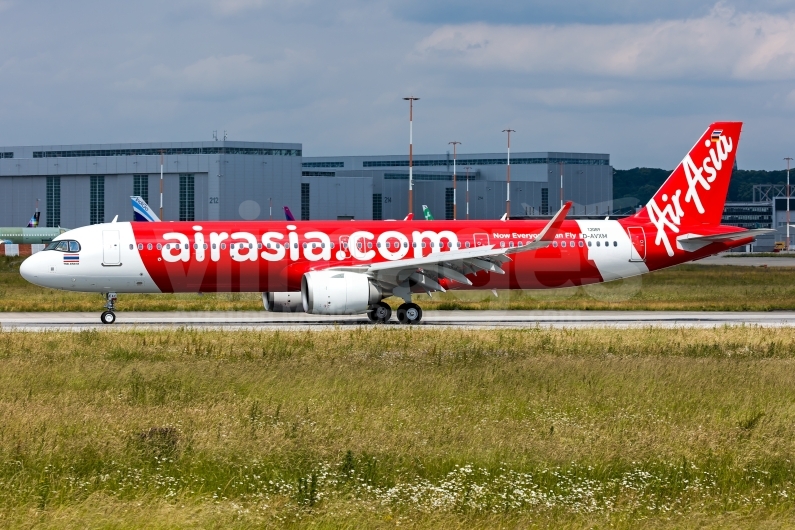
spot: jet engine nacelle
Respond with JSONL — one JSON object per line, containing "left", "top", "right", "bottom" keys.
{"left": 262, "top": 292, "right": 304, "bottom": 312}
{"left": 301, "top": 271, "right": 382, "bottom": 315}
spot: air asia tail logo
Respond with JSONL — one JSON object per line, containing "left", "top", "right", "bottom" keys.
{"left": 646, "top": 130, "right": 734, "bottom": 257}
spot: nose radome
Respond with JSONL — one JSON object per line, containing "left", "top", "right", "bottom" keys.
{"left": 19, "top": 254, "right": 42, "bottom": 284}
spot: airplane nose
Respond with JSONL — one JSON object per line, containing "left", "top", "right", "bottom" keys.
{"left": 19, "top": 254, "right": 41, "bottom": 284}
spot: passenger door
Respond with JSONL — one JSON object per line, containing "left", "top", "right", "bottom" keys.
{"left": 628, "top": 227, "right": 646, "bottom": 262}
{"left": 103, "top": 230, "right": 121, "bottom": 265}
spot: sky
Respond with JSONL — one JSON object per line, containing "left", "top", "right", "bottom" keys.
{"left": 0, "top": 0, "right": 794, "bottom": 169}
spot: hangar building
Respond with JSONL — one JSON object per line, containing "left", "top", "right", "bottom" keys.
{"left": 0, "top": 141, "right": 612, "bottom": 225}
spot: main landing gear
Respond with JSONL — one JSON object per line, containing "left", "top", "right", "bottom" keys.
{"left": 367, "top": 301, "right": 392, "bottom": 323}
{"left": 100, "top": 292, "right": 117, "bottom": 324}
{"left": 396, "top": 303, "right": 422, "bottom": 325}
{"left": 366, "top": 301, "right": 423, "bottom": 324}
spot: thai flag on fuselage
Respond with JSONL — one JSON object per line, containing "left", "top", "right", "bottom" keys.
{"left": 63, "top": 254, "right": 79, "bottom": 265}
{"left": 132, "top": 196, "right": 161, "bottom": 222}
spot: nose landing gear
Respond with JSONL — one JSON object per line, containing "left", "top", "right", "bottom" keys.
{"left": 100, "top": 292, "right": 117, "bottom": 324}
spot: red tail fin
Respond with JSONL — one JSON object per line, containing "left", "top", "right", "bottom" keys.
{"left": 630, "top": 122, "right": 741, "bottom": 256}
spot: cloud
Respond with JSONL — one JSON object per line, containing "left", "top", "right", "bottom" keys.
{"left": 414, "top": 4, "right": 795, "bottom": 81}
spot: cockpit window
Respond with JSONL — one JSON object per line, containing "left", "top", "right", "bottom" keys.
{"left": 46, "top": 240, "right": 81, "bottom": 252}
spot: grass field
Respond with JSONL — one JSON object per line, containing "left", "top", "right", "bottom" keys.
{"left": 0, "top": 327, "right": 793, "bottom": 527}
{"left": 3, "top": 256, "right": 795, "bottom": 312}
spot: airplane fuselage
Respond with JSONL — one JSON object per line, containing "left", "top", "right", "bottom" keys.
{"left": 19, "top": 218, "right": 748, "bottom": 294}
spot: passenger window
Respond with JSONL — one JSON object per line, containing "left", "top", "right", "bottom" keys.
{"left": 257, "top": 243, "right": 262, "bottom": 249}
{"left": 561, "top": 241, "right": 567, "bottom": 248}
{"left": 69, "top": 241, "right": 81, "bottom": 252}
{"left": 377, "top": 242, "right": 381, "bottom": 248}
{"left": 294, "top": 243, "right": 298, "bottom": 248}
{"left": 368, "top": 242, "right": 373, "bottom": 249}
{"left": 128, "top": 244, "right": 133, "bottom": 250}
{"left": 552, "top": 241, "right": 558, "bottom": 248}
{"left": 303, "top": 243, "right": 307, "bottom": 249}
{"left": 509, "top": 242, "right": 514, "bottom": 248}
{"left": 587, "top": 241, "right": 591, "bottom": 247}
{"left": 465, "top": 242, "right": 470, "bottom": 248}
{"left": 138, "top": 244, "right": 144, "bottom": 250}
{"left": 214, "top": 243, "right": 218, "bottom": 249}
{"left": 404, "top": 242, "right": 408, "bottom": 248}
{"left": 578, "top": 241, "right": 583, "bottom": 248}
{"left": 614, "top": 241, "right": 618, "bottom": 247}
{"left": 249, "top": 244, "right": 253, "bottom": 249}
{"left": 221, "top": 243, "right": 226, "bottom": 250}
{"left": 500, "top": 242, "right": 505, "bottom": 248}
{"left": 193, "top": 244, "right": 198, "bottom": 250}
{"left": 321, "top": 243, "right": 325, "bottom": 248}
{"left": 330, "top": 243, "right": 334, "bottom": 249}
{"left": 157, "top": 244, "right": 162, "bottom": 250}
{"left": 184, "top": 244, "right": 189, "bottom": 249}
{"left": 596, "top": 241, "right": 600, "bottom": 247}
{"left": 147, "top": 243, "right": 152, "bottom": 250}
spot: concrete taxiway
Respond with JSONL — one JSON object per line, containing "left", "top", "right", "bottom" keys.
{"left": 2, "top": 310, "right": 795, "bottom": 330}
{"left": 693, "top": 256, "right": 795, "bottom": 267}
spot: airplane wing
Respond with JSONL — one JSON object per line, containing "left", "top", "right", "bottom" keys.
{"left": 676, "top": 228, "right": 775, "bottom": 252}
{"left": 330, "top": 202, "right": 572, "bottom": 300}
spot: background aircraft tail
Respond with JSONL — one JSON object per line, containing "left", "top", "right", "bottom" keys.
{"left": 630, "top": 122, "right": 741, "bottom": 230}
{"left": 131, "top": 196, "right": 161, "bottom": 222}
{"left": 422, "top": 205, "right": 434, "bottom": 220}
{"left": 284, "top": 206, "right": 296, "bottom": 221}
{"left": 27, "top": 211, "right": 40, "bottom": 228}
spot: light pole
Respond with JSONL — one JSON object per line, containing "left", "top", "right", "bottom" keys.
{"left": 159, "top": 150, "right": 164, "bottom": 220}
{"left": 787, "top": 157, "right": 793, "bottom": 251}
{"left": 449, "top": 141, "right": 461, "bottom": 220}
{"left": 558, "top": 161, "right": 565, "bottom": 209}
{"left": 503, "top": 129, "right": 515, "bottom": 219}
{"left": 466, "top": 166, "right": 471, "bottom": 220}
{"left": 403, "top": 96, "right": 419, "bottom": 218}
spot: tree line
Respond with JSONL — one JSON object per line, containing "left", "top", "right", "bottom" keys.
{"left": 614, "top": 167, "right": 793, "bottom": 207}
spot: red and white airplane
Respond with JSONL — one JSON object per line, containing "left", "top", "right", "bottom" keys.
{"left": 20, "top": 122, "right": 769, "bottom": 324}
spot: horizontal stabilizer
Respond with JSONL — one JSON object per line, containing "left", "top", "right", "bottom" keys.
{"left": 676, "top": 228, "right": 774, "bottom": 252}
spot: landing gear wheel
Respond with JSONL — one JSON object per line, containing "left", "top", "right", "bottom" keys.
{"left": 100, "top": 311, "right": 116, "bottom": 324}
{"left": 101, "top": 292, "right": 118, "bottom": 325}
{"left": 397, "top": 303, "right": 422, "bottom": 325}
{"left": 370, "top": 302, "right": 392, "bottom": 323}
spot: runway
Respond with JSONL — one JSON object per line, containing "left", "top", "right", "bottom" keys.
{"left": 3, "top": 310, "right": 795, "bottom": 330}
